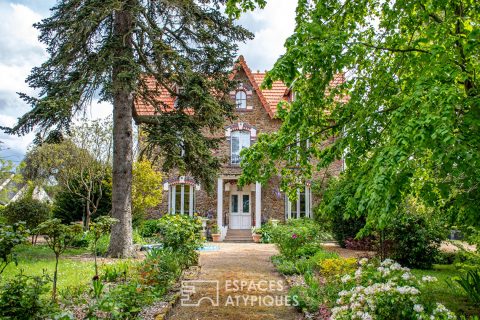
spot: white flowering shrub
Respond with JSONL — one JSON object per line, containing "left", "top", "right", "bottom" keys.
{"left": 331, "top": 259, "right": 456, "bottom": 320}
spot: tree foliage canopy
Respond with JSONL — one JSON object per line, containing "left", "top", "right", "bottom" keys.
{"left": 239, "top": 0, "right": 480, "bottom": 228}
{"left": 3, "top": 0, "right": 254, "bottom": 191}
{"left": 132, "top": 159, "right": 162, "bottom": 224}
{"left": 23, "top": 119, "right": 113, "bottom": 227}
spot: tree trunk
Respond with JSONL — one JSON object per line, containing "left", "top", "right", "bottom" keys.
{"left": 52, "top": 253, "right": 59, "bottom": 301}
{"left": 85, "top": 189, "right": 91, "bottom": 229}
{"left": 108, "top": 5, "right": 135, "bottom": 258}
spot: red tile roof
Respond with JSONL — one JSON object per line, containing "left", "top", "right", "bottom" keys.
{"left": 133, "top": 56, "right": 345, "bottom": 118}
{"left": 134, "top": 77, "right": 176, "bottom": 116}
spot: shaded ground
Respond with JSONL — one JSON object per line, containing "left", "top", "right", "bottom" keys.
{"left": 169, "top": 243, "right": 302, "bottom": 320}
{"left": 322, "top": 242, "right": 375, "bottom": 258}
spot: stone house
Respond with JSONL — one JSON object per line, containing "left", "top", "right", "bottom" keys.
{"left": 134, "top": 56, "right": 344, "bottom": 240}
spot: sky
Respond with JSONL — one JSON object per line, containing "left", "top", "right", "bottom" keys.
{"left": 0, "top": 0, "right": 297, "bottom": 164}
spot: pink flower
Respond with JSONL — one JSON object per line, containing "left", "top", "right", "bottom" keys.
{"left": 292, "top": 233, "right": 298, "bottom": 239}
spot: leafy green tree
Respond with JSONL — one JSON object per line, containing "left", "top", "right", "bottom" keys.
{"left": 52, "top": 176, "right": 112, "bottom": 225}
{"left": 3, "top": 0, "right": 255, "bottom": 257}
{"left": 2, "top": 197, "right": 50, "bottom": 244}
{"left": 0, "top": 272, "right": 58, "bottom": 319}
{"left": 35, "top": 219, "right": 82, "bottom": 300}
{"left": 132, "top": 159, "right": 162, "bottom": 226}
{"left": 239, "top": 0, "right": 480, "bottom": 230}
{"left": 0, "top": 222, "right": 29, "bottom": 275}
{"left": 23, "top": 119, "right": 112, "bottom": 229}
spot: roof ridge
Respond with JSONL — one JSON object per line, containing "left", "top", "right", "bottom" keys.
{"left": 236, "top": 56, "right": 276, "bottom": 118}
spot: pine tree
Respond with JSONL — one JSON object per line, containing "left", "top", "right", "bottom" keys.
{"left": 3, "top": 1, "right": 253, "bottom": 257}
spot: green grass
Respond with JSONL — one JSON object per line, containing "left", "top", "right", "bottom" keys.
{"left": 413, "top": 264, "right": 480, "bottom": 317}
{"left": 1, "top": 244, "right": 95, "bottom": 294}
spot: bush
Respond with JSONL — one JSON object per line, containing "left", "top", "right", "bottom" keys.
{"left": 0, "top": 272, "right": 59, "bottom": 319}
{"left": 139, "top": 219, "right": 161, "bottom": 238}
{"left": 85, "top": 280, "right": 154, "bottom": 319}
{"left": 272, "top": 255, "right": 315, "bottom": 275}
{"left": 318, "top": 258, "right": 357, "bottom": 277}
{"left": 331, "top": 213, "right": 366, "bottom": 248}
{"left": 0, "top": 222, "right": 29, "bottom": 274}
{"left": 133, "top": 229, "right": 146, "bottom": 245}
{"left": 270, "top": 219, "right": 326, "bottom": 259}
{"left": 331, "top": 258, "right": 456, "bottom": 319}
{"left": 288, "top": 271, "right": 340, "bottom": 313}
{"left": 139, "top": 248, "right": 182, "bottom": 291}
{"left": 157, "top": 214, "right": 204, "bottom": 267}
{"left": 88, "top": 233, "right": 110, "bottom": 256}
{"left": 310, "top": 249, "right": 340, "bottom": 266}
{"left": 385, "top": 214, "right": 446, "bottom": 269}
{"left": 257, "top": 221, "right": 275, "bottom": 243}
{"left": 104, "top": 281, "right": 154, "bottom": 318}
{"left": 69, "top": 232, "right": 89, "bottom": 248}
{"left": 288, "top": 272, "right": 323, "bottom": 312}
{"left": 2, "top": 197, "right": 50, "bottom": 235}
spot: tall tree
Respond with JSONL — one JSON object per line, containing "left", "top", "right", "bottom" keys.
{"left": 3, "top": 1, "right": 253, "bottom": 257}
{"left": 239, "top": 0, "right": 479, "bottom": 228}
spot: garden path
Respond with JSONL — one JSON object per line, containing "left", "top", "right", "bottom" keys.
{"left": 168, "top": 242, "right": 302, "bottom": 320}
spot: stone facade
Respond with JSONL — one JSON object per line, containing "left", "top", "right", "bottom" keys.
{"left": 136, "top": 56, "right": 344, "bottom": 236}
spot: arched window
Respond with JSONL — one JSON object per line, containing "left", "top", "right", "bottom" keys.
{"left": 231, "top": 130, "right": 250, "bottom": 164}
{"left": 235, "top": 90, "right": 247, "bottom": 109}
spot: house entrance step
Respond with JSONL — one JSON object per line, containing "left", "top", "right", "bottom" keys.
{"left": 224, "top": 229, "right": 253, "bottom": 243}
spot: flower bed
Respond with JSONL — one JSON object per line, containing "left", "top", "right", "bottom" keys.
{"left": 268, "top": 220, "right": 461, "bottom": 319}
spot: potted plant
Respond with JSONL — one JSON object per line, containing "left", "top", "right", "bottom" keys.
{"left": 251, "top": 227, "right": 262, "bottom": 243}
{"left": 211, "top": 224, "right": 221, "bottom": 242}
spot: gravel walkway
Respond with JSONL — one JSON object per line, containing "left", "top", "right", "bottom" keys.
{"left": 168, "top": 242, "right": 302, "bottom": 320}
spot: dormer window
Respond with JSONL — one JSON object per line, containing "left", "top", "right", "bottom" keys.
{"left": 235, "top": 90, "right": 247, "bottom": 109}
{"left": 231, "top": 130, "right": 250, "bottom": 164}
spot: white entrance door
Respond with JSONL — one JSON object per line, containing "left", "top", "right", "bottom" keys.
{"left": 230, "top": 192, "right": 251, "bottom": 229}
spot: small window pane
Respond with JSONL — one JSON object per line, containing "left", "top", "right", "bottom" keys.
{"left": 236, "top": 91, "right": 247, "bottom": 109}
{"left": 175, "top": 185, "right": 182, "bottom": 214}
{"left": 243, "top": 195, "right": 249, "bottom": 213}
{"left": 286, "top": 190, "right": 307, "bottom": 219}
{"left": 231, "top": 195, "right": 238, "bottom": 212}
{"left": 291, "top": 199, "right": 297, "bottom": 217}
{"left": 171, "top": 184, "right": 195, "bottom": 215}
{"left": 299, "top": 192, "right": 306, "bottom": 218}
{"left": 185, "top": 185, "right": 190, "bottom": 214}
{"left": 231, "top": 131, "right": 250, "bottom": 165}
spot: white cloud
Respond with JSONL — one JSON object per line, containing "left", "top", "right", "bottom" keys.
{"left": 0, "top": 3, "right": 46, "bottom": 162}
{"left": 0, "top": 3, "right": 45, "bottom": 66}
{"left": 0, "top": 0, "right": 298, "bottom": 163}
{"left": 237, "top": 0, "right": 297, "bottom": 71}
{"left": 0, "top": 114, "right": 35, "bottom": 162}
{"left": 74, "top": 100, "right": 114, "bottom": 122}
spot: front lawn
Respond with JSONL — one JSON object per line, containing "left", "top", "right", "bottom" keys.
{"left": 413, "top": 264, "right": 479, "bottom": 317}
{"left": 1, "top": 244, "right": 96, "bottom": 293}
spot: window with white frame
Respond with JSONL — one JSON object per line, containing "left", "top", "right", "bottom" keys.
{"left": 285, "top": 186, "right": 312, "bottom": 219}
{"left": 231, "top": 130, "right": 250, "bottom": 165}
{"left": 235, "top": 90, "right": 247, "bottom": 109}
{"left": 168, "top": 184, "right": 195, "bottom": 215}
